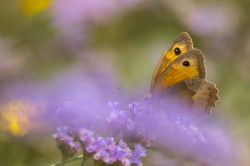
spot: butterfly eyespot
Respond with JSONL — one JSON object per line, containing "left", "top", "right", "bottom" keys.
{"left": 183, "top": 61, "right": 190, "bottom": 66}
{"left": 174, "top": 47, "right": 181, "bottom": 55}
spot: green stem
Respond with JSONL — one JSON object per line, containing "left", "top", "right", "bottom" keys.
{"left": 80, "top": 155, "right": 89, "bottom": 166}
{"left": 50, "top": 155, "right": 83, "bottom": 166}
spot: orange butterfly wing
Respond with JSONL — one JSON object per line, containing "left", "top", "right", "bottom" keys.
{"left": 150, "top": 32, "right": 193, "bottom": 93}
{"left": 153, "top": 49, "right": 206, "bottom": 96}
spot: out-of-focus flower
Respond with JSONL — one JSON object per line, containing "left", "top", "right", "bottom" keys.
{"left": 50, "top": 0, "right": 142, "bottom": 45}
{"left": 21, "top": 0, "right": 51, "bottom": 16}
{"left": 0, "top": 100, "right": 41, "bottom": 136}
{"left": 52, "top": 97, "right": 236, "bottom": 165}
{"left": 151, "top": 111, "right": 235, "bottom": 165}
{"left": 107, "top": 102, "right": 129, "bottom": 125}
{"left": 107, "top": 100, "right": 235, "bottom": 165}
{"left": 52, "top": 0, "right": 141, "bottom": 26}
{"left": 107, "top": 101, "right": 156, "bottom": 147}
{"left": 164, "top": 0, "right": 240, "bottom": 37}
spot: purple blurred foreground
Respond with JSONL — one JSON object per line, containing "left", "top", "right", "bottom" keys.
{"left": 0, "top": 66, "right": 235, "bottom": 165}
{"left": 48, "top": 77, "right": 235, "bottom": 165}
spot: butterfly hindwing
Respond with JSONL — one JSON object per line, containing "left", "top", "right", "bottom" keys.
{"left": 157, "top": 78, "right": 219, "bottom": 114}
{"left": 185, "top": 79, "right": 219, "bottom": 114}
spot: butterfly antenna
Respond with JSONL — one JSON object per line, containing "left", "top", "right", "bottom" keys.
{"left": 117, "top": 86, "right": 127, "bottom": 91}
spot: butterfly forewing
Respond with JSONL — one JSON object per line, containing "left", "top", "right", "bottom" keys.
{"left": 152, "top": 49, "right": 206, "bottom": 96}
{"left": 150, "top": 32, "right": 193, "bottom": 92}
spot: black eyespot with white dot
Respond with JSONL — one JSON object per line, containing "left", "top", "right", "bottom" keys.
{"left": 174, "top": 47, "right": 181, "bottom": 55}
{"left": 183, "top": 61, "right": 190, "bottom": 66}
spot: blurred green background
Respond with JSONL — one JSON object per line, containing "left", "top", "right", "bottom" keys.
{"left": 0, "top": 0, "right": 250, "bottom": 165}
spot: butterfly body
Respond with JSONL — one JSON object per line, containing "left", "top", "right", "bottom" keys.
{"left": 150, "top": 32, "right": 219, "bottom": 114}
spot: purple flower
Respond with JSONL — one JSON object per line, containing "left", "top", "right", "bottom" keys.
{"left": 128, "top": 102, "right": 138, "bottom": 111}
{"left": 130, "top": 143, "right": 146, "bottom": 165}
{"left": 76, "top": 128, "right": 95, "bottom": 145}
{"left": 107, "top": 102, "right": 129, "bottom": 125}
{"left": 55, "top": 126, "right": 71, "bottom": 135}
{"left": 164, "top": 1, "right": 239, "bottom": 37}
{"left": 51, "top": 0, "right": 142, "bottom": 26}
{"left": 116, "top": 139, "right": 132, "bottom": 163}
{"left": 118, "top": 139, "right": 128, "bottom": 149}
{"left": 108, "top": 102, "right": 121, "bottom": 111}
{"left": 52, "top": 99, "right": 235, "bottom": 166}
{"left": 85, "top": 135, "right": 106, "bottom": 153}
{"left": 107, "top": 101, "right": 157, "bottom": 147}
{"left": 74, "top": 127, "right": 147, "bottom": 165}
{"left": 92, "top": 137, "right": 117, "bottom": 163}
{"left": 50, "top": 0, "right": 142, "bottom": 45}
{"left": 126, "top": 118, "right": 136, "bottom": 130}
{"left": 53, "top": 126, "right": 80, "bottom": 158}
{"left": 93, "top": 149, "right": 108, "bottom": 161}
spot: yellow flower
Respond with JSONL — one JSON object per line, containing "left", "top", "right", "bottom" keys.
{"left": 0, "top": 100, "right": 41, "bottom": 136}
{"left": 21, "top": 0, "right": 51, "bottom": 16}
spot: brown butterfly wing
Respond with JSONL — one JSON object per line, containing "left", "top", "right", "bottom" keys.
{"left": 158, "top": 81, "right": 195, "bottom": 111}
{"left": 184, "top": 79, "right": 219, "bottom": 113}
{"left": 158, "top": 79, "right": 219, "bottom": 114}
{"left": 153, "top": 49, "right": 219, "bottom": 114}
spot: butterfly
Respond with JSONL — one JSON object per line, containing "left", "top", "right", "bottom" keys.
{"left": 150, "top": 32, "right": 219, "bottom": 114}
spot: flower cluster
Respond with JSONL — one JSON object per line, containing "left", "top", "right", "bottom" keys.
{"left": 106, "top": 101, "right": 210, "bottom": 149}
{"left": 53, "top": 126, "right": 147, "bottom": 166}
{"left": 53, "top": 126, "right": 80, "bottom": 158}
{"left": 107, "top": 102, "right": 130, "bottom": 126}
{"left": 107, "top": 101, "right": 156, "bottom": 147}
{"left": 52, "top": 100, "right": 234, "bottom": 166}
{"left": 107, "top": 101, "right": 234, "bottom": 164}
